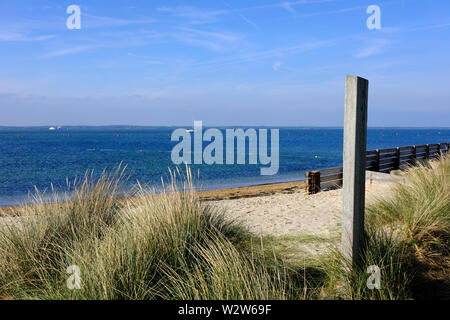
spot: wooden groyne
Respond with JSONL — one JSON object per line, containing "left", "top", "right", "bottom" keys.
{"left": 305, "top": 142, "right": 450, "bottom": 194}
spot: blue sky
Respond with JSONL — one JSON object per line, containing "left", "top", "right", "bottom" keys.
{"left": 0, "top": 0, "right": 449, "bottom": 126}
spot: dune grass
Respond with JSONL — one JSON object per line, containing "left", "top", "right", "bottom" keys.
{"left": 0, "top": 166, "right": 310, "bottom": 300}
{"left": 365, "top": 155, "right": 450, "bottom": 299}
{"left": 323, "top": 155, "right": 450, "bottom": 300}
{"left": 0, "top": 156, "right": 448, "bottom": 300}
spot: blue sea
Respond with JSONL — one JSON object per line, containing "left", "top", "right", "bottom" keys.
{"left": 1, "top": 126, "right": 449, "bottom": 207}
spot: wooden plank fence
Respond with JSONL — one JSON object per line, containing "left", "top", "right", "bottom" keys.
{"left": 305, "top": 142, "right": 450, "bottom": 194}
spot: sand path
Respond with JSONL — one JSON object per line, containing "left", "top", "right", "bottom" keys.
{"left": 210, "top": 180, "right": 397, "bottom": 259}
{"left": 211, "top": 180, "right": 393, "bottom": 237}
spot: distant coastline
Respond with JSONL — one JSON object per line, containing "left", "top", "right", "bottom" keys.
{"left": 1, "top": 125, "right": 450, "bottom": 129}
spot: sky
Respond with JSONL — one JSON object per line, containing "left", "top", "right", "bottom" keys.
{"left": 0, "top": 0, "right": 449, "bottom": 127}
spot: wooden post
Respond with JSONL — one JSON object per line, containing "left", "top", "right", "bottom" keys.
{"left": 395, "top": 147, "right": 401, "bottom": 170}
{"left": 374, "top": 149, "right": 380, "bottom": 172}
{"left": 342, "top": 75, "right": 369, "bottom": 268}
{"left": 307, "top": 171, "right": 320, "bottom": 194}
{"left": 412, "top": 145, "right": 417, "bottom": 164}
{"left": 425, "top": 144, "right": 430, "bottom": 160}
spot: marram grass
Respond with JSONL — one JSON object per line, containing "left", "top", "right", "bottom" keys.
{"left": 323, "top": 155, "right": 450, "bottom": 300}
{"left": 0, "top": 166, "right": 297, "bottom": 300}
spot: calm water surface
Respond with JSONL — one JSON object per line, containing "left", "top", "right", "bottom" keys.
{"left": 1, "top": 126, "right": 449, "bottom": 206}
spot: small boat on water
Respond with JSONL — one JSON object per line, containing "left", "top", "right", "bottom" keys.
{"left": 49, "top": 127, "right": 56, "bottom": 130}
{"left": 185, "top": 129, "right": 194, "bottom": 133}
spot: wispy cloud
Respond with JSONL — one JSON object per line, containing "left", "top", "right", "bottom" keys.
{"left": 41, "top": 25, "right": 243, "bottom": 59}
{"left": 242, "top": 0, "right": 338, "bottom": 12}
{"left": 411, "top": 21, "right": 450, "bottom": 31}
{"left": 294, "top": 5, "right": 366, "bottom": 18}
{"left": 355, "top": 39, "right": 390, "bottom": 58}
{"left": 43, "top": 45, "right": 98, "bottom": 58}
{"left": 157, "top": 6, "right": 228, "bottom": 24}
{"left": 83, "top": 14, "right": 156, "bottom": 28}
{"left": 154, "top": 1, "right": 352, "bottom": 30}
{"left": 280, "top": 2, "right": 297, "bottom": 14}
{"left": 235, "top": 2, "right": 367, "bottom": 25}
{"left": 172, "top": 27, "right": 242, "bottom": 51}
{"left": 236, "top": 12, "right": 260, "bottom": 30}
{"left": 194, "top": 37, "right": 343, "bottom": 69}
{"left": 375, "top": 20, "right": 450, "bottom": 35}
{"left": 0, "top": 31, "right": 55, "bottom": 42}
{"left": 222, "top": 1, "right": 260, "bottom": 31}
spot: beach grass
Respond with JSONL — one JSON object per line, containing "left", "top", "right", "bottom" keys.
{"left": 0, "top": 155, "right": 448, "bottom": 300}
{"left": 0, "top": 166, "right": 307, "bottom": 300}
{"left": 323, "top": 155, "right": 450, "bottom": 299}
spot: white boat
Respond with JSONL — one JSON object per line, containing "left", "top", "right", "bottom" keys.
{"left": 185, "top": 129, "right": 194, "bottom": 133}
{"left": 49, "top": 127, "right": 56, "bottom": 130}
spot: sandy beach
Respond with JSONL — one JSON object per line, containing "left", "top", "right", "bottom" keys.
{"left": 0, "top": 177, "right": 396, "bottom": 234}
{"left": 0, "top": 175, "right": 398, "bottom": 260}
{"left": 210, "top": 180, "right": 395, "bottom": 237}
{"left": 207, "top": 176, "right": 398, "bottom": 259}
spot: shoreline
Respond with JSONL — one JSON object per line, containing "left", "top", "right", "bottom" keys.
{"left": 198, "top": 180, "right": 306, "bottom": 201}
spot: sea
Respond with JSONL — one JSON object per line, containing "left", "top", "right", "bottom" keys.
{"left": 1, "top": 126, "right": 449, "bottom": 207}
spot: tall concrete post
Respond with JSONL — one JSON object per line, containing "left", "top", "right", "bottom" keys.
{"left": 342, "top": 75, "right": 369, "bottom": 267}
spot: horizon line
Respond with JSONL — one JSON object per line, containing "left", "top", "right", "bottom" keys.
{"left": 1, "top": 125, "right": 450, "bottom": 129}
